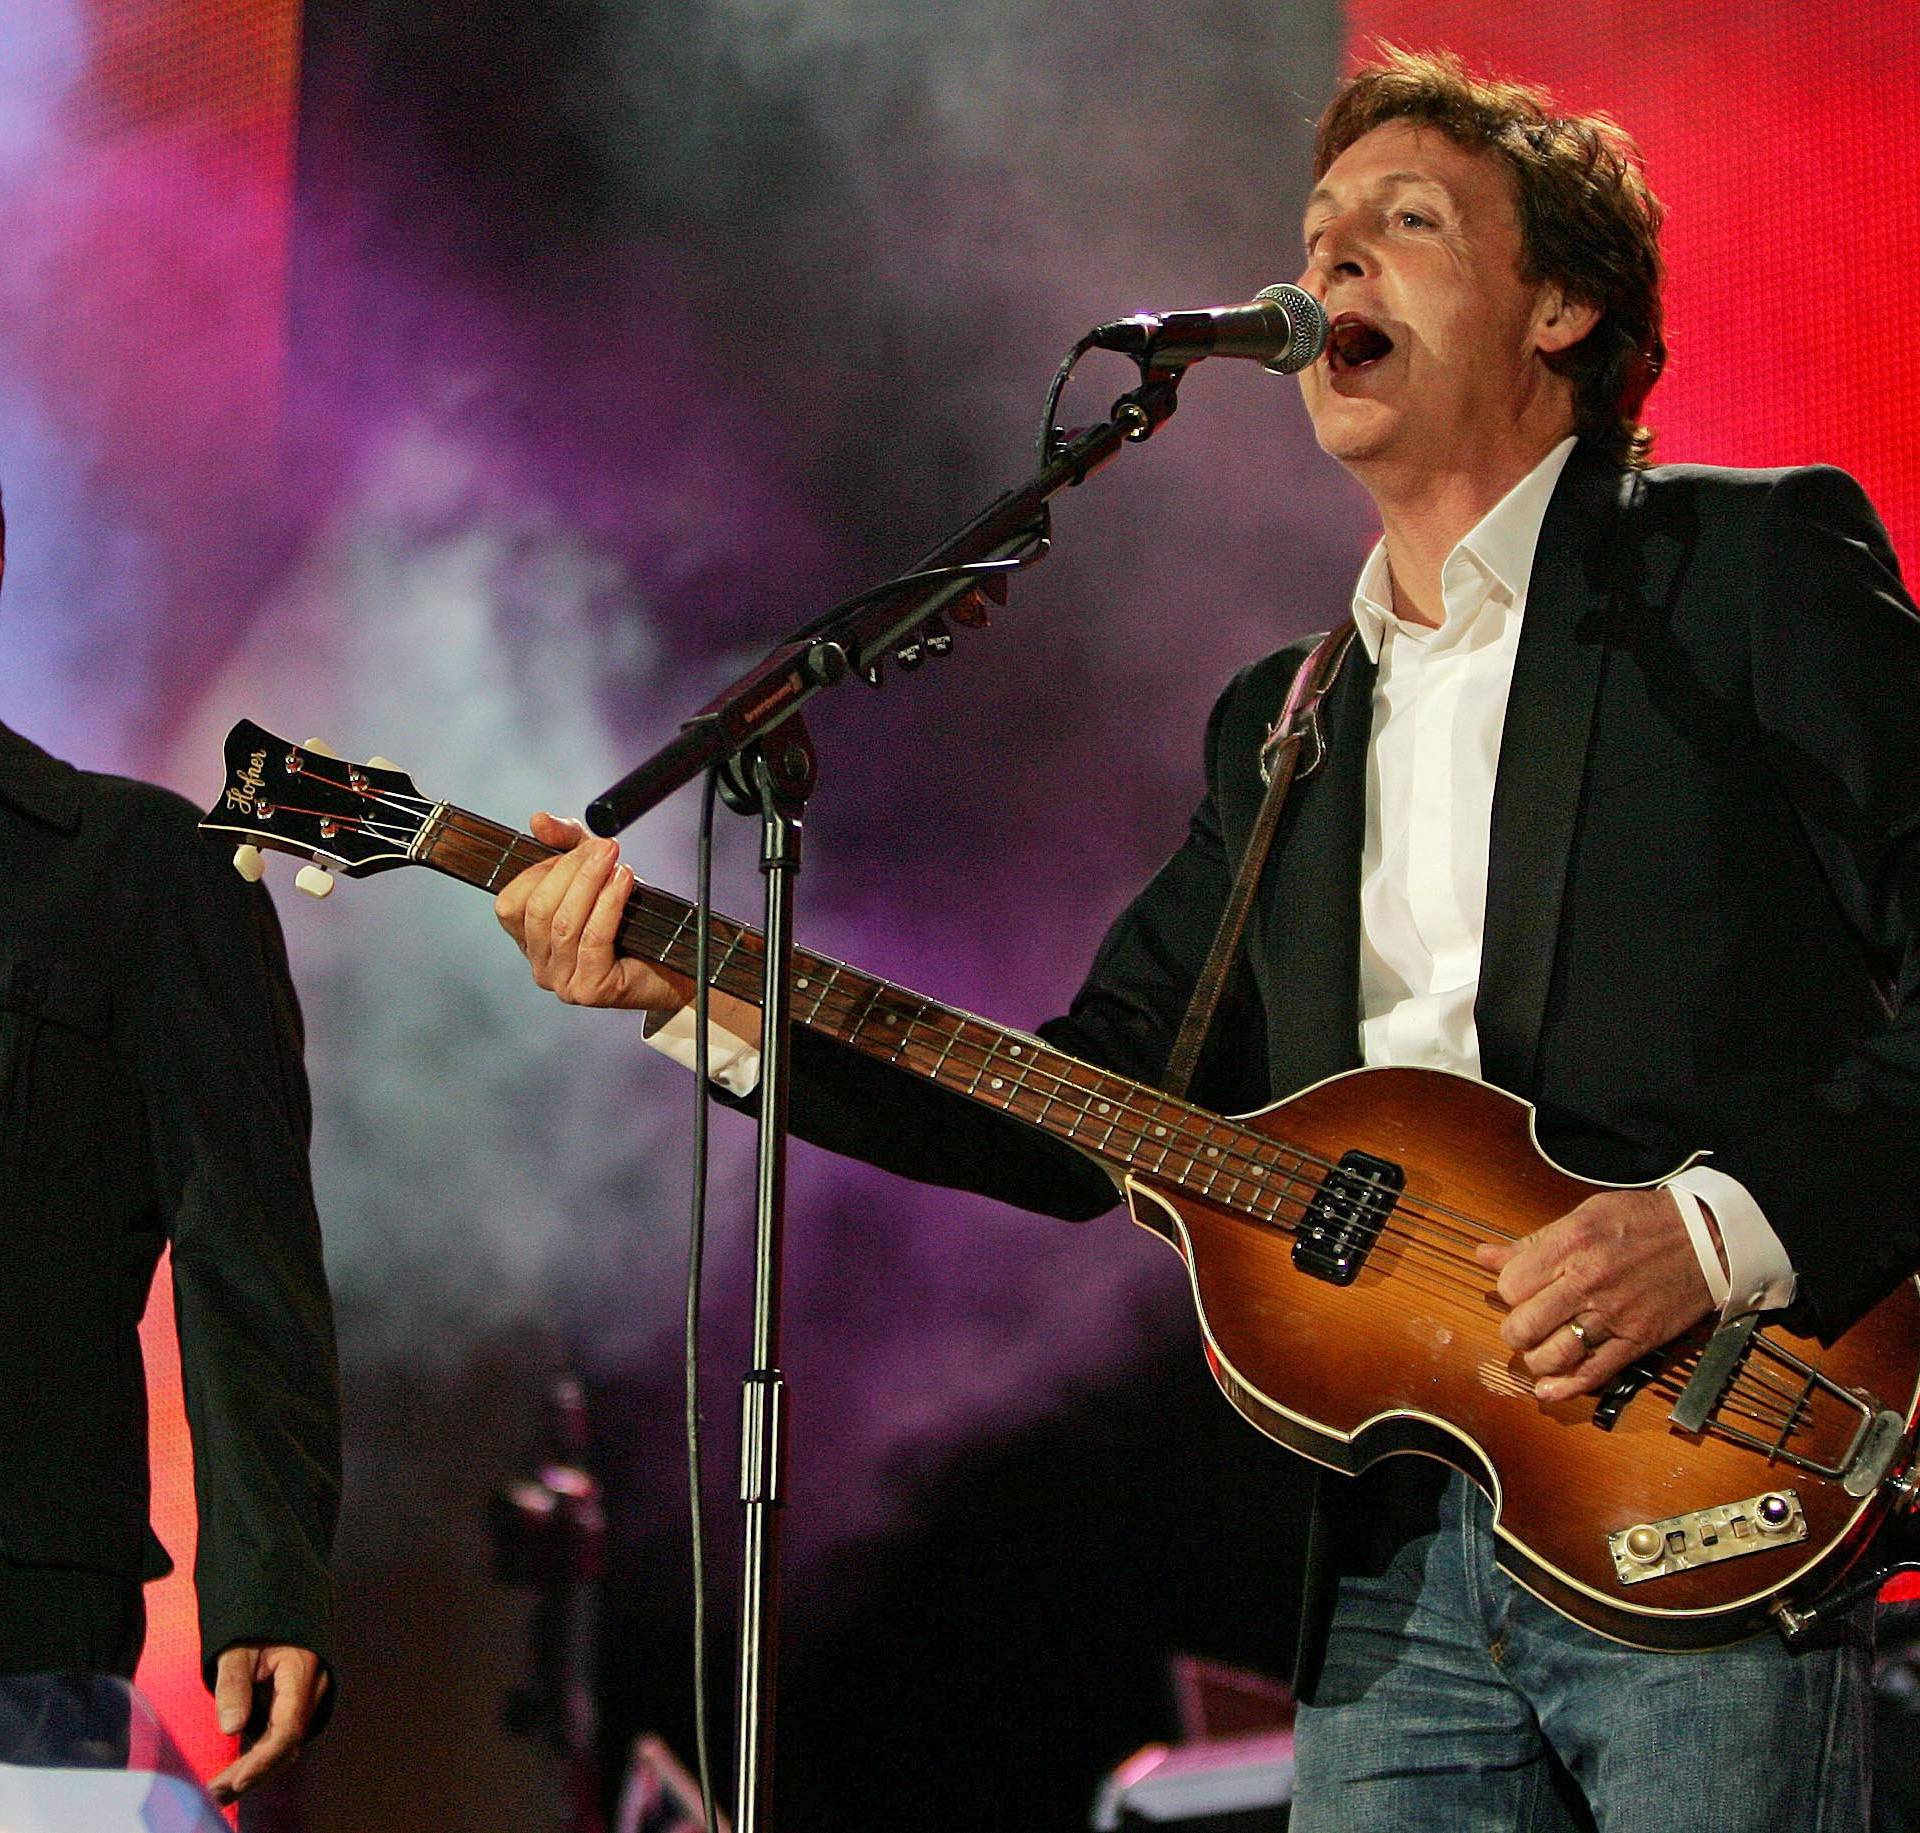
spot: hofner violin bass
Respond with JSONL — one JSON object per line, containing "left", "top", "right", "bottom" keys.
{"left": 204, "top": 720, "right": 1920, "bottom": 1650}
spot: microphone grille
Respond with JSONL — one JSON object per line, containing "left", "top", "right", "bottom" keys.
{"left": 1253, "top": 283, "right": 1329, "bottom": 375}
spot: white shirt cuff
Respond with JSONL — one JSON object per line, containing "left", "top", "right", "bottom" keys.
{"left": 1665, "top": 1163, "right": 1797, "bottom": 1318}
{"left": 641, "top": 1003, "right": 764, "bottom": 1098}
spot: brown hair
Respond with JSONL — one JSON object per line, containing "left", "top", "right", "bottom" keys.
{"left": 1315, "top": 48, "right": 1666, "bottom": 469}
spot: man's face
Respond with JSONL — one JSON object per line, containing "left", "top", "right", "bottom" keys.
{"left": 1294, "top": 120, "right": 1575, "bottom": 480}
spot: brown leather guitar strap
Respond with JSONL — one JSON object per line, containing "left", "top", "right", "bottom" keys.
{"left": 1161, "top": 623, "right": 1358, "bottom": 1101}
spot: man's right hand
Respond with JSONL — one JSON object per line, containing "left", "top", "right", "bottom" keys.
{"left": 494, "top": 813, "right": 686, "bottom": 1011}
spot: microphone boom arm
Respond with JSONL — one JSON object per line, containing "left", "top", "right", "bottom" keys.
{"left": 585, "top": 366, "right": 1183, "bottom": 835}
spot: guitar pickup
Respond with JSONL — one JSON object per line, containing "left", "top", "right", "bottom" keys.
{"left": 1293, "top": 1151, "right": 1405, "bottom": 1286}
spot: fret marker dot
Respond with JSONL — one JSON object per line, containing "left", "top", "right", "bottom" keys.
{"left": 796, "top": 978, "right": 810, "bottom": 990}
{"left": 1009, "top": 1045, "right": 1022, "bottom": 1056}
{"left": 1154, "top": 1125, "right": 1167, "bottom": 1137}
{"left": 990, "top": 1077, "right": 1004, "bottom": 1091}
{"left": 1206, "top": 1146, "right": 1220, "bottom": 1158}
{"left": 1097, "top": 1101, "right": 1111, "bottom": 1115}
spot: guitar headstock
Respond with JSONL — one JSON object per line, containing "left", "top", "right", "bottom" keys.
{"left": 201, "top": 719, "right": 435, "bottom": 881}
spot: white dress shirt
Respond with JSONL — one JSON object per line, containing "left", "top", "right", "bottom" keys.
{"left": 647, "top": 435, "right": 1795, "bottom": 1316}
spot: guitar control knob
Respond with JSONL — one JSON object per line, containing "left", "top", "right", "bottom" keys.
{"left": 294, "top": 865, "right": 336, "bottom": 899}
{"left": 1756, "top": 1493, "right": 1793, "bottom": 1534}
{"left": 231, "top": 845, "right": 266, "bottom": 883}
{"left": 1622, "top": 1524, "right": 1665, "bottom": 1565}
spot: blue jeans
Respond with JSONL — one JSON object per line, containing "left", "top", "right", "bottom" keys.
{"left": 1292, "top": 1474, "right": 1871, "bottom": 1831}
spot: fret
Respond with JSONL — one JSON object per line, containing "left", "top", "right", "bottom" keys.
{"left": 929, "top": 1021, "right": 962, "bottom": 1082}
{"left": 815, "top": 963, "right": 849, "bottom": 1034}
{"left": 711, "top": 926, "right": 750, "bottom": 995}
{"left": 793, "top": 966, "right": 832, "bottom": 1025}
{"left": 886, "top": 1000, "right": 916, "bottom": 1064}
{"left": 850, "top": 980, "right": 886, "bottom": 1045}
{"left": 487, "top": 831, "right": 521, "bottom": 893}
{"left": 1089, "top": 1085, "right": 1120, "bottom": 1150}
{"left": 966, "top": 1030, "right": 993, "bottom": 1096}
{"left": 1032, "top": 1075, "right": 1057, "bottom": 1130}
{"left": 1209, "top": 1128, "right": 1234, "bottom": 1196}
{"left": 1150, "top": 1122, "right": 1174, "bottom": 1175}
{"left": 981, "top": 1058, "right": 1013, "bottom": 1106}
{"left": 664, "top": 903, "right": 695, "bottom": 970}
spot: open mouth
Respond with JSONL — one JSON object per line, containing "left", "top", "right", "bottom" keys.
{"left": 1327, "top": 315, "right": 1396, "bottom": 372}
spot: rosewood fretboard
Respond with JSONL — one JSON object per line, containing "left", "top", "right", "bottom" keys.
{"left": 419, "top": 803, "right": 1319, "bottom": 1223}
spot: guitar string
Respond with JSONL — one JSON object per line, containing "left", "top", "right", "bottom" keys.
{"left": 313, "top": 811, "right": 1830, "bottom": 1442}
{"left": 427, "top": 814, "right": 1826, "bottom": 1423}
{"left": 387, "top": 805, "right": 1536, "bottom": 1256}
{"left": 424, "top": 822, "right": 1833, "bottom": 1431}
{"left": 410, "top": 814, "right": 1824, "bottom": 1441}
{"left": 567, "top": 874, "right": 1825, "bottom": 1435}
{"left": 255, "top": 794, "right": 1823, "bottom": 1444}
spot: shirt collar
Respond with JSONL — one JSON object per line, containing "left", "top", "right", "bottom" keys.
{"left": 1349, "top": 435, "right": 1579, "bottom": 662}
{"left": 0, "top": 721, "right": 83, "bottom": 832}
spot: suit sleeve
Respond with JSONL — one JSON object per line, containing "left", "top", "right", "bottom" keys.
{"left": 127, "top": 802, "right": 341, "bottom": 1695}
{"left": 1707, "top": 466, "right": 1920, "bottom": 1338}
{"left": 753, "top": 665, "right": 1272, "bottom": 1217}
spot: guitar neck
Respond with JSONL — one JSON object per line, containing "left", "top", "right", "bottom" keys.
{"left": 416, "top": 802, "right": 1311, "bottom": 1209}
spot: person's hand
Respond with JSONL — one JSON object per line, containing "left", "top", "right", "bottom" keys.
{"left": 494, "top": 813, "right": 689, "bottom": 1012}
{"left": 207, "top": 1643, "right": 329, "bottom": 1804}
{"left": 1475, "top": 1188, "right": 1717, "bottom": 1403}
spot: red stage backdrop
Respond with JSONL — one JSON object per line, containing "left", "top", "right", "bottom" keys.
{"left": 1340, "top": 3, "right": 1920, "bottom": 576}
{"left": 1340, "top": 2, "right": 1920, "bottom": 1591}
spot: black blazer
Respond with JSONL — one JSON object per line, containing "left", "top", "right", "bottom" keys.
{"left": 772, "top": 442, "right": 1920, "bottom": 1672}
{"left": 0, "top": 725, "right": 339, "bottom": 1686}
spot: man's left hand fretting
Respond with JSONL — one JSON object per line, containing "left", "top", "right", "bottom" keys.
{"left": 1475, "top": 1189, "right": 1717, "bottom": 1403}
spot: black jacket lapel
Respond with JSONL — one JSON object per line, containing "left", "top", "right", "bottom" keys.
{"left": 1476, "top": 444, "right": 1633, "bottom": 1096}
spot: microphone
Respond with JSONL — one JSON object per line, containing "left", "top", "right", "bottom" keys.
{"left": 1089, "top": 282, "right": 1328, "bottom": 375}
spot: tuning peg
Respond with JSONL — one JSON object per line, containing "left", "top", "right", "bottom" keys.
{"left": 301, "top": 737, "right": 338, "bottom": 758}
{"left": 231, "top": 845, "right": 266, "bottom": 883}
{"left": 294, "top": 865, "right": 336, "bottom": 899}
{"left": 367, "top": 756, "right": 400, "bottom": 772}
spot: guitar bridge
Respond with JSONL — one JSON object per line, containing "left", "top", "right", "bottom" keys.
{"left": 1293, "top": 1151, "right": 1404, "bottom": 1286}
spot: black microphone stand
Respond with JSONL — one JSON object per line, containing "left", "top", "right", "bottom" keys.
{"left": 587, "top": 362, "right": 1186, "bottom": 1833}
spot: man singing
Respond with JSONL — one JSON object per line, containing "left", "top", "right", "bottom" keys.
{"left": 0, "top": 494, "right": 340, "bottom": 1802}
{"left": 498, "top": 51, "right": 1918, "bottom": 1828}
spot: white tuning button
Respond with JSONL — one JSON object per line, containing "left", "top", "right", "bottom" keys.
{"left": 231, "top": 845, "right": 266, "bottom": 883}
{"left": 301, "top": 737, "right": 339, "bottom": 758}
{"left": 294, "top": 865, "right": 336, "bottom": 899}
{"left": 367, "top": 755, "right": 400, "bottom": 772}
